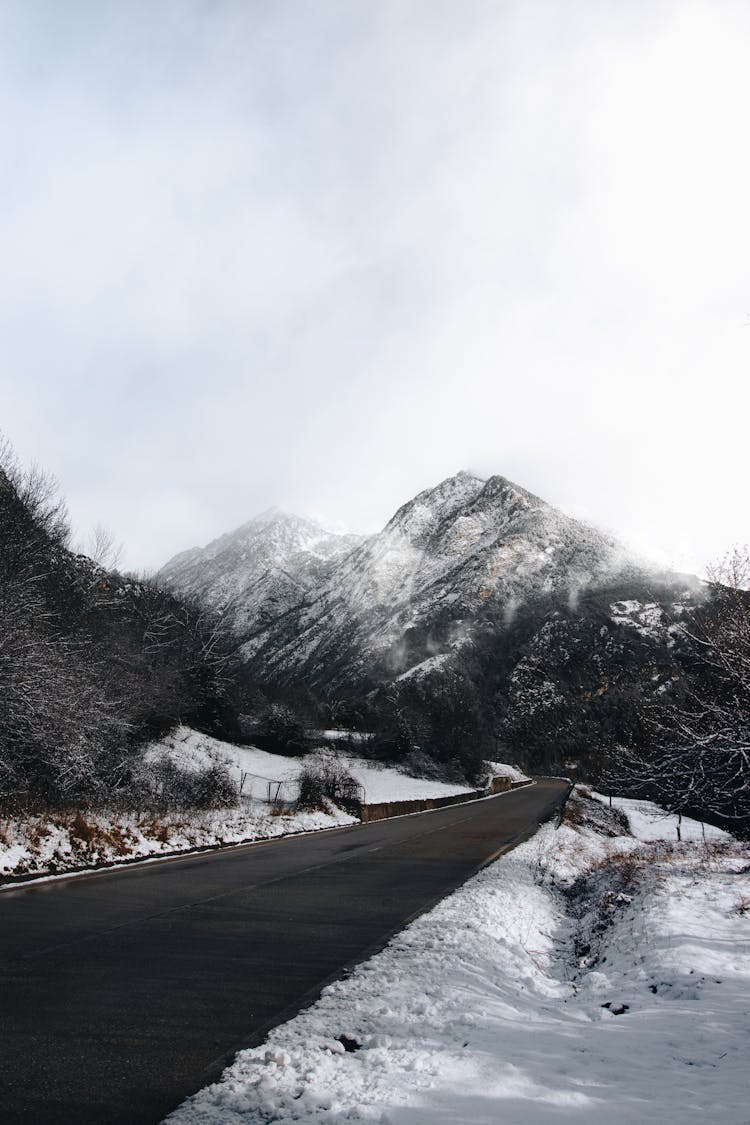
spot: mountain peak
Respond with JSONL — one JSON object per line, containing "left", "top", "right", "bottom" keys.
{"left": 477, "top": 474, "right": 548, "bottom": 514}
{"left": 383, "top": 470, "right": 548, "bottom": 543}
{"left": 385, "top": 471, "right": 485, "bottom": 536}
{"left": 236, "top": 507, "right": 320, "bottom": 533}
{"left": 158, "top": 506, "right": 363, "bottom": 624}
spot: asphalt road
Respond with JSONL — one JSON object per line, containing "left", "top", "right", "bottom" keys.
{"left": 0, "top": 778, "right": 568, "bottom": 1125}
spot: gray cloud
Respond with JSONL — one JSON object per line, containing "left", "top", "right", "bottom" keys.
{"left": 0, "top": 0, "right": 747, "bottom": 574}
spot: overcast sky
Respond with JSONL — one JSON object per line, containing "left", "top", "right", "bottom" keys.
{"left": 1, "top": 0, "right": 748, "bottom": 575}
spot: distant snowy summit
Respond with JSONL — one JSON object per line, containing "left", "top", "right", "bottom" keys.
{"left": 159, "top": 508, "right": 363, "bottom": 639}
{"left": 158, "top": 471, "right": 690, "bottom": 693}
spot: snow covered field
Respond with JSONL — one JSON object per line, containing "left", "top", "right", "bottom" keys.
{"left": 151, "top": 727, "right": 479, "bottom": 805}
{"left": 166, "top": 790, "right": 750, "bottom": 1125}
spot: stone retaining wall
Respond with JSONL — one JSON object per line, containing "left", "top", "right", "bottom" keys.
{"left": 360, "top": 789, "right": 483, "bottom": 823}
{"left": 360, "top": 776, "right": 532, "bottom": 823}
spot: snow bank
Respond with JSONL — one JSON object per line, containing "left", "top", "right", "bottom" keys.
{"left": 0, "top": 803, "right": 356, "bottom": 882}
{"left": 594, "top": 791, "right": 724, "bottom": 842}
{"left": 485, "top": 761, "right": 531, "bottom": 784}
{"left": 166, "top": 792, "right": 749, "bottom": 1125}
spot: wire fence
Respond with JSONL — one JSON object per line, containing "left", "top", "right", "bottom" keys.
{"left": 237, "top": 769, "right": 300, "bottom": 810}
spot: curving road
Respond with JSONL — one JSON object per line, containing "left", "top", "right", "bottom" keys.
{"left": 0, "top": 778, "right": 568, "bottom": 1125}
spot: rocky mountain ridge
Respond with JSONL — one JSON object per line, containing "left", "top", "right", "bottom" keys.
{"left": 160, "top": 471, "right": 691, "bottom": 688}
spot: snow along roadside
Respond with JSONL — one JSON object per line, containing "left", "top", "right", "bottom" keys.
{"left": 1, "top": 725, "right": 525, "bottom": 883}
{"left": 165, "top": 791, "right": 749, "bottom": 1125}
{"left": 0, "top": 803, "right": 358, "bottom": 887}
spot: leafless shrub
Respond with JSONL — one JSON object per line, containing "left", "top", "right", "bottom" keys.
{"left": 297, "top": 753, "right": 362, "bottom": 814}
{"left": 146, "top": 758, "right": 237, "bottom": 810}
{"left": 0, "top": 433, "right": 70, "bottom": 548}
{"left": 87, "top": 522, "right": 124, "bottom": 570}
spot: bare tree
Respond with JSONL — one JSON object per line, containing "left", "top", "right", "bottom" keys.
{"left": 607, "top": 547, "right": 750, "bottom": 834}
{"left": 0, "top": 433, "right": 70, "bottom": 549}
{"left": 0, "top": 434, "right": 239, "bottom": 810}
{"left": 88, "top": 522, "right": 124, "bottom": 571}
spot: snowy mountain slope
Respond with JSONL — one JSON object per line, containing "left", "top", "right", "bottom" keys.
{"left": 235, "top": 471, "right": 651, "bottom": 687}
{"left": 159, "top": 509, "right": 363, "bottom": 639}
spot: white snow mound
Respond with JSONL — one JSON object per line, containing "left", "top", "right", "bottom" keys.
{"left": 166, "top": 792, "right": 749, "bottom": 1125}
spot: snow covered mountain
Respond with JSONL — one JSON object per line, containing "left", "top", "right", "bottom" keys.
{"left": 159, "top": 509, "right": 363, "bottom": 640}
{"left": 250, "top": 471, "right": 641, "bottom": 683}
{"left": 159, "top": 471, "right": 703, "bottom": 777}
{"left": 161, "top": 471, "right": 671, "bottom": 687}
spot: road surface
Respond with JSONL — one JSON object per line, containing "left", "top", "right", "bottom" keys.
{"left": 0, "top": 778, "right": 568, "bottom": 1124}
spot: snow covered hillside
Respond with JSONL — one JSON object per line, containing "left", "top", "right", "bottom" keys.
{"left": 166, "top": 791, "right": 749, "bottom": 1125}
{"left": 0, "top": 727, "right": 480, "bottom": 881}
{"left": 149, "top": 726, "right": 480, "bottom": 805}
